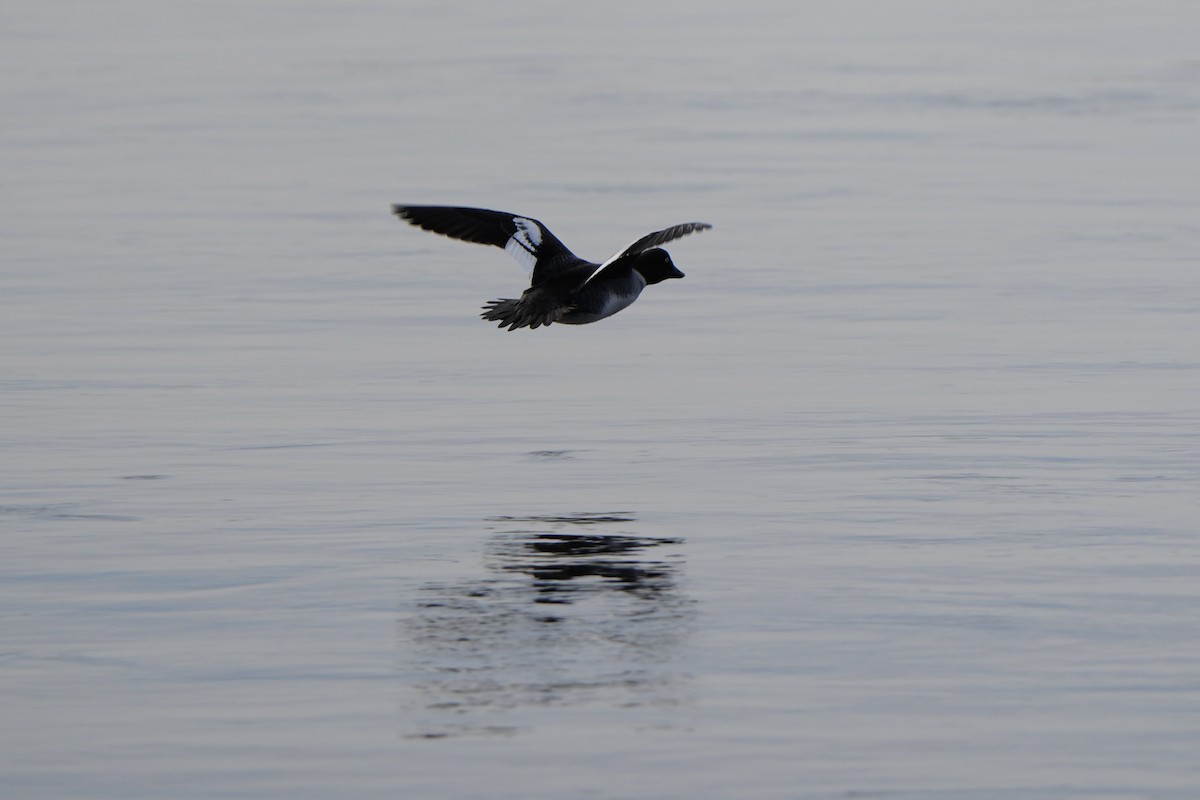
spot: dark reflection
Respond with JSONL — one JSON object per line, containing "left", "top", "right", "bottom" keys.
{"left": 488, "top": 532, "right": 682, "bottom": 606}
{"left": 404, "top": 513, "right": 693, "bottom": 738}
{"left": 488, "top": 511, "right": 637, "bottom": 525}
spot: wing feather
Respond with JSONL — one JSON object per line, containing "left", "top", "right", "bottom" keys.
{"left": 391, "top": 205, "right": 575, "bottom": 276}
{"left": 584, "top": 221, "right": 711, "bottom": 285}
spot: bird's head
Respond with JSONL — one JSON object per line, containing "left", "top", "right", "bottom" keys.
{"left": 636, "top": 249, "right": 685, "bottom": 285}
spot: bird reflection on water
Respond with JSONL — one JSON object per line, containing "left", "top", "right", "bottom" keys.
{"left": 406, "top": 513, "right": 693, "bottom": 738}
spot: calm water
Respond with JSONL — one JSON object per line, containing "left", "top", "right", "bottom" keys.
{"left": 4, "top": 1, "right": 1200, "bottom": 798}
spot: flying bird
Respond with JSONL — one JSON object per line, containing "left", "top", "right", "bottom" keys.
{"left": 392, "top": 205, "right": 710, "bottom": 330}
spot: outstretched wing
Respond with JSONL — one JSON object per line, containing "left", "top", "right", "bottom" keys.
{"left": 584, "top": 221, "right": 711, "bottom": 285}
{"left": 391, "top": 205, "right": 578, "bottom": 277}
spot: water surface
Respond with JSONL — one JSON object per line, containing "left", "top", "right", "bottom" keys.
{"left": 3, "top": 1, "right": 1199, "bottom": 798}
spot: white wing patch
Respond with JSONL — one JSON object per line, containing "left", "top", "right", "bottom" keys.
{"left": 503, "top": 216, "right": 542, "bottom": 275}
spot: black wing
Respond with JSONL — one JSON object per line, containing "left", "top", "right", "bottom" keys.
{"left": 391, "top": 205, "right": 578, "bottom": 278}
{"left": 584, "top": 221, "right": 711, "bottom": 285}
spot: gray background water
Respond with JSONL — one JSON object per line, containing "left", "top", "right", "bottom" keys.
{"left": 3, "top": 1, "right": 1199, "bottom": 798}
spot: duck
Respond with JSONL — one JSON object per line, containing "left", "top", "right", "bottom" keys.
{"left": 392, "top": 205, "right": 710, "bottom": 330}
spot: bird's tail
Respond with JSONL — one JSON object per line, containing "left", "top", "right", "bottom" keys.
{"left": 480, "top": 297, "right": 565, "bottom": 330}
{"left": 481, "top": 298, "right": 521, "bottom": 329}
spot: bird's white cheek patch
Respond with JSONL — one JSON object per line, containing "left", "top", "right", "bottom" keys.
{"left": 503, "top": 217, "right": 541, "bottom": 274}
